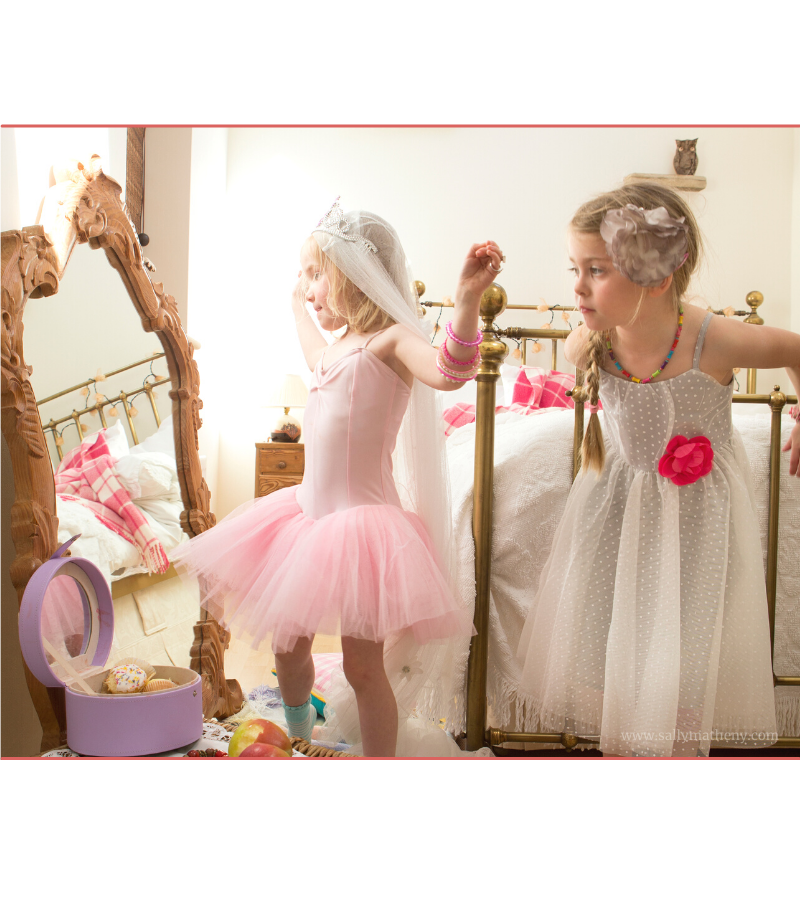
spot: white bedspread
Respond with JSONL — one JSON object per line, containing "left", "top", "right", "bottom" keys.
{"left": 447, "top": 408, "right": 800, "bottom": 738}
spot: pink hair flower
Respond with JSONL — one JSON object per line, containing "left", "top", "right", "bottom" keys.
{"left": 658, "top": 435, "right": 714, "bottom": 485}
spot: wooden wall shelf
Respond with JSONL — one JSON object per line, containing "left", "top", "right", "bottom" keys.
{"left": 624, "top": 173, "right": 707, "bottom": 192}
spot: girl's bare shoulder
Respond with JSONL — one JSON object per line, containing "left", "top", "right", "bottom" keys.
{"left": 358, "top": 322, "right": 409, "bottom": 352}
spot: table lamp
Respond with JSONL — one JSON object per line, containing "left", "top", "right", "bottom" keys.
{"left": 265, "top": 374, "right": 309, "bottom": 443}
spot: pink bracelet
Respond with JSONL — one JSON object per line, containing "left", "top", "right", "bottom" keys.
{"left": 445, "top": 320, "right": 482, "bottom": 347}
{"left": 436, "top": 361, "right": 476, "bottom": 383}
{"left": 789, "top": 405, "right": 800, "bottom": 422}
{"left": 441, "top": 339, "right": 481, "bottom": 367}
{"left": 436, "top": 346, "right": 479, "bottom": 382}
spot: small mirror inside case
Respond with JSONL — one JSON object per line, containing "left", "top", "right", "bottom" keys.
{"left": 19, "top": 538, "right": 114, "bottom": 692}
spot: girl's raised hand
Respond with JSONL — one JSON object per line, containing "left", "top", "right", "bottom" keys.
{"left": 456, "top": 240, "right": 504, "bottom": 303}
{"left": 292, "top": 271, "right": 309, "bottom": 317}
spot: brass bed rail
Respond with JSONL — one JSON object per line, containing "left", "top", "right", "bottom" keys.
{"left": 426, "top": 289, "right": 799, "bottom": 751}
{"left": 37, "top": 352, "right": 168, "bottom": 462}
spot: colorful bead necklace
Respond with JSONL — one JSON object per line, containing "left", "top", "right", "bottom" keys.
{"left": 607, "top": 305, "right": 684, "bottom": 384}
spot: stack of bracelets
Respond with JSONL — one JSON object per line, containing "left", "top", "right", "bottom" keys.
{"left": 436, "top": 321, "right": 482, "bottom": 383}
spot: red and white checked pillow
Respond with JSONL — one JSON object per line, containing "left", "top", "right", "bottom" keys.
{"left": 442, "top": 367, "right": 600, "bottom": 436}
{"left": 508, "top": 367, "right": 576, "bottom": 411}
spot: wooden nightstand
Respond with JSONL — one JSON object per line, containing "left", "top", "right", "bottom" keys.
{"left": 255, "top": 442, "right": 305, "bottom": 498}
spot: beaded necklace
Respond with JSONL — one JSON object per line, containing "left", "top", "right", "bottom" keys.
{"left": 607, "top": 305, "right": 684, "bottom": 384}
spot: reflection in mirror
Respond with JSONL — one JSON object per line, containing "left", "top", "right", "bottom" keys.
{"left": 24, "top": 241, "right": 203, "bottom": 676}
{"left": 41, "top": 574, "right": 89, "bottom": 662}
{"left": 4, "top": 157, "right": 240, "bottom": 741}
{"left": 25, "top": 242, "right": 172, "bottom": 464}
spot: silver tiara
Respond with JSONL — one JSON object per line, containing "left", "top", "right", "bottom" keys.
{"left": 313, "top": 198, "right": 378, "bottom": 253}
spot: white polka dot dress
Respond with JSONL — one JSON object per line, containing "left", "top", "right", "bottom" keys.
{"left": 516, "top": 313, "right": 778, "bottom": 756}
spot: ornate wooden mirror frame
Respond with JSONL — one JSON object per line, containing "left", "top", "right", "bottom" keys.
{"left": 1, "top": 156, "right": 243, "bottom": 752}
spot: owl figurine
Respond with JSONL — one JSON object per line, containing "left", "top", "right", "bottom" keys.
{"left": 673, "top": 139, "right": 698, "bottom": 176}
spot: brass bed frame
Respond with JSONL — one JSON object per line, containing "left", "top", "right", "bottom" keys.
{"left": 424, "top": 288, "right": 800, "bottom": 753}
{"left": 39, "top": 352, "right": 170, "bottom": 463}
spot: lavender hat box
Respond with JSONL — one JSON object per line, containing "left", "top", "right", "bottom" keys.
{"left": 19, "top": 536, "right": 203, "bottom": 757}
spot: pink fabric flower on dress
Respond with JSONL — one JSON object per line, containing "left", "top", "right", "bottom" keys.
{"left": 658, "top": 435, "right": 714, "bottom": 485}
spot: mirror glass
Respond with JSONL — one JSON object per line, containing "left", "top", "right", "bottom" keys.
{"left": 25, "top": 242, "right": 171, "bottom": 465}
{"left": 41, "top": 574, "right": 89, "bottom": 663}
{"left": 23, "top": 241, "right": 201, "bottom": 673}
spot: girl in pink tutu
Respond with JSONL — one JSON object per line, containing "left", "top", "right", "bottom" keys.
{"left": 173, "top": 200, "right": 504, "bottom": 756}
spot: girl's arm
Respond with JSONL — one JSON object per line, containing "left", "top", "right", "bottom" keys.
{"left": 782, "top": 365, "right": 800, "bottom": 477}
{"left": 706, "top": 316, "right": 800, "bottom": 373}
{"left": 392, "top": 240, "right": 504, "bottom": 391}
{"left": 292, "top": 275, "right": 328, "bottom": 371}
{"left": 706, "top": 317, "right": 800, "bottom": 476}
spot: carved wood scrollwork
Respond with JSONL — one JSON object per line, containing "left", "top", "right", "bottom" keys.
{"left": 1, "top": 157, "right": 242, "bottom": 751}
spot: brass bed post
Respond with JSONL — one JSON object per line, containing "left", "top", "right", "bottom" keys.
{"left": 767, "top": 385, "right": 786, "bottom": 666}
{"left": 744, "top": 291, "right": 764, "bottom": 394}
{"left": 465, "top": 284, "right": 508, "bottom": 751}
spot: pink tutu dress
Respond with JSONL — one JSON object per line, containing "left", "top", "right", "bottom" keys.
{"left": 172, "top": 332, "right": 473, "bottom": 654}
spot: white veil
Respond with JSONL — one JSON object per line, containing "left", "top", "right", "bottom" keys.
{"left": 311, "top": 202, "right": 477, "bottom": 755}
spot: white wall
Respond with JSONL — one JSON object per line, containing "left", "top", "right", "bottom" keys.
{"left": 792, "top": 130, "right": 800, "bottom": 335}
{"left": 142, "top": 128, "right": 192, "bottom": 325}
{"left": 185, "top": 128, "right": 229, "bottom": 515}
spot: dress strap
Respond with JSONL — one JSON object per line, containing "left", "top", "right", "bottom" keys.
{"left": 693, "top": 312, "right": 714, "bottom": 369}
{"left": 361, "top": 328, "right": 390, "bottom": 350}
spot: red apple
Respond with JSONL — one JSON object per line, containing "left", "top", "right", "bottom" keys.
{"left": 238, "top": 742, "right": 291, "bottom": 759}
{"left": 228, "top": 718, "right": 292, "bottom": 758}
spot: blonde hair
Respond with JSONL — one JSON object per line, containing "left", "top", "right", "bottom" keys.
{"left": 302, "top": 235, "right": 395, "bottom": 334}
{"left": 572, "top": 183, "right": 703, "bottom": 474}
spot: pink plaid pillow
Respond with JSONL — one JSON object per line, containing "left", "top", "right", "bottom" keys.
{"left": 510, "top": 367, "right": 601, "bottom": 413}
{"left": 441, "top": 367, "right": 600, "bottom": 436}
{"left": 512, "top": 367, "right": 575, "bottom": 410}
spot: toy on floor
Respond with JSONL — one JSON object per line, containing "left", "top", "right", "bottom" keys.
{"left": 228, "top": 718, "right": 292, "bottom": 758}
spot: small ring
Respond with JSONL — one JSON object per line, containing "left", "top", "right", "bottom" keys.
{"left": 501, "top": 253, "right": 506, "bottom": 262}
{"left": 488, "top": 261, "right": 502, "bottom": 273}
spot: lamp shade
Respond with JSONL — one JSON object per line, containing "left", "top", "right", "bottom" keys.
{"left": 264, "top": 374, "right": 309, "bottom": 409}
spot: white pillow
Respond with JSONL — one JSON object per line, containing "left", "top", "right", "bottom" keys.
{"left": 83, "top": 420, "right": 130, "bottom": 460}
{"left": 137, "top": 498, "right": 185, "bottom": 548}
{"left": 129, "top": 415, "right": 175, "bottom": 458}
{"left": 114, "top": 451, "right": 179, "bottom": 500}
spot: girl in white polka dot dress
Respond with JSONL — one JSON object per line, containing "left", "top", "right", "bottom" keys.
{"left": 517, "top": 183, "right": 800, "bottom": 756}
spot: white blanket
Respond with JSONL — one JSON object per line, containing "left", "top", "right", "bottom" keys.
{"left": 447, "top": 409, "right": 800, "bottom": 738}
